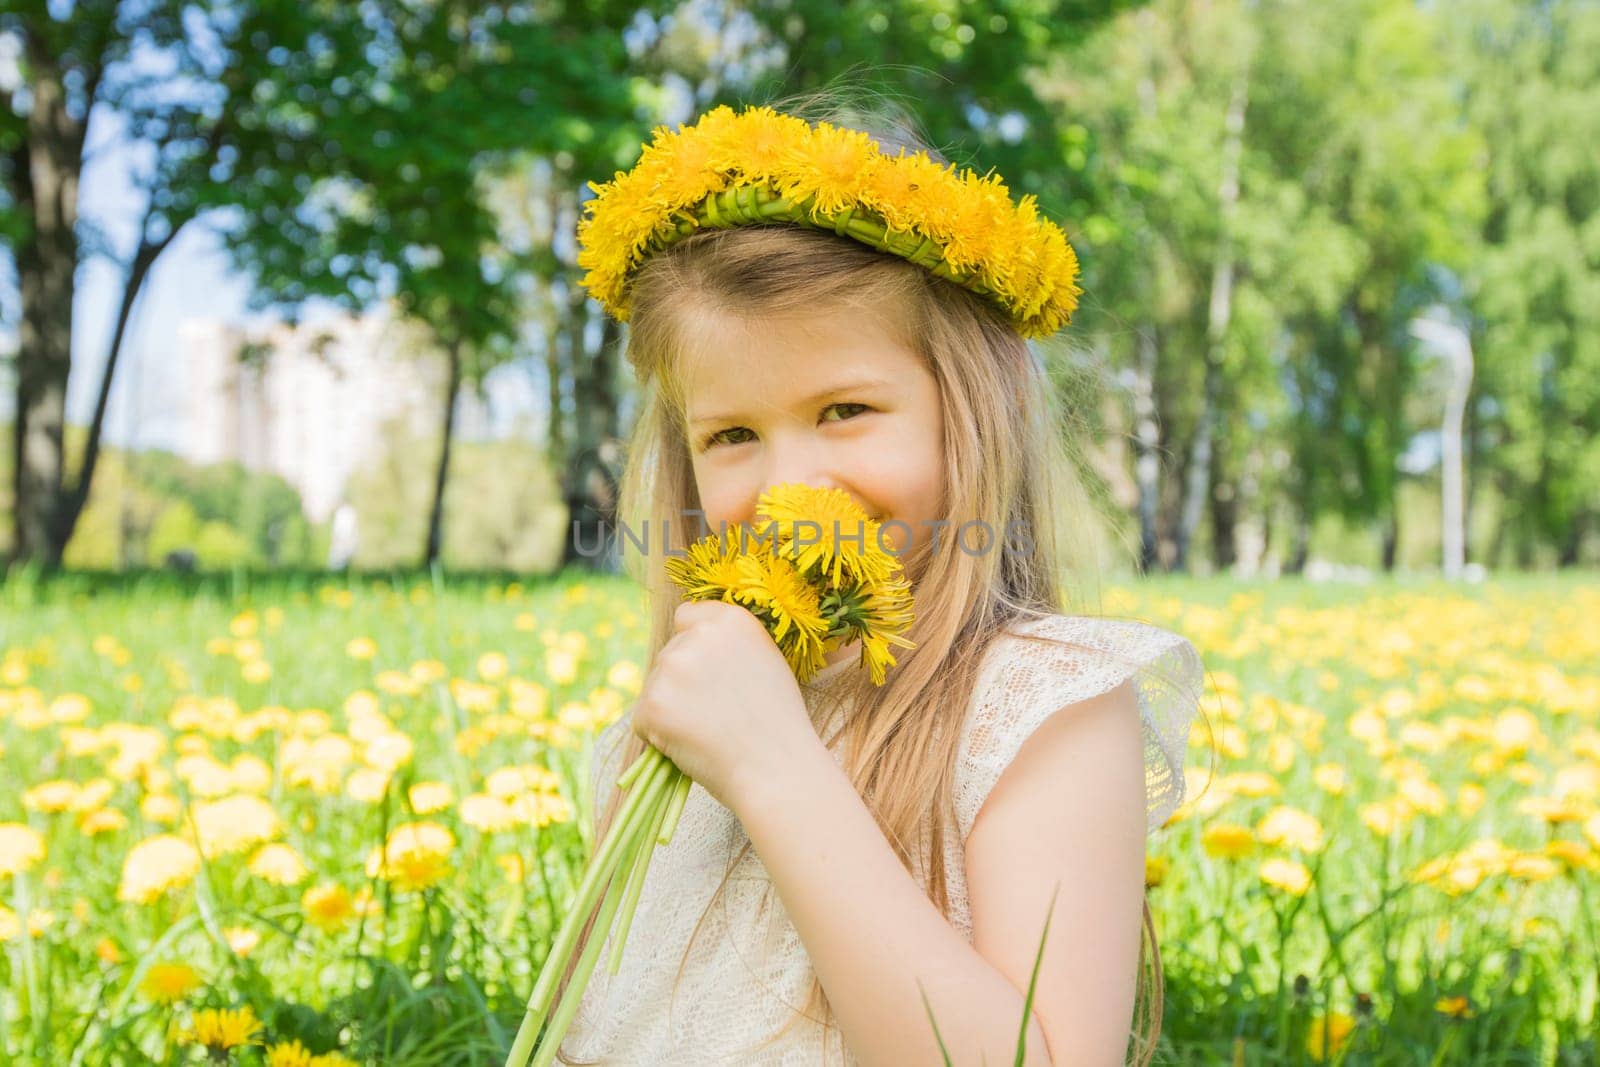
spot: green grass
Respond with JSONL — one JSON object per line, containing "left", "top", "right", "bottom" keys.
{"left": 0, "top": 568, "right": 1596, "bottom": 1064}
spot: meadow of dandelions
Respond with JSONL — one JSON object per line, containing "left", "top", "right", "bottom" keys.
{"left": 0, "top": 571, "right": 1596, "bottom": 1064}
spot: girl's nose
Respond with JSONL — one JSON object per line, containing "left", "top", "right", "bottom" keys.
{"left": 760, "top": 440, "right": 838, "bottom": 500}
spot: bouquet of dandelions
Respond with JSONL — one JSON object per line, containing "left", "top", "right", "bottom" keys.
{"left": 504, "top": 483, "right": 916, "bottom": 1067}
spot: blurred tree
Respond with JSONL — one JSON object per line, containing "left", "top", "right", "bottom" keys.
{"left": 343, "top": 413, "right": 566, "bottom": 572}
{"left": 1251, "top": 0, "right": 1484, "bottom": 572}
{"left": 50, "top": 435, "right": 316, "bottom": 569}
{"left": 1035, "top": 1, "right": 1287, "bottom": 573}
{"left": 0, "top": 0, "right": 646, "bottom": 569}
{"left": 502, "top": 0, "right": 1145, "bottom": 571}
{"left": 1041, "top": 0, "right": 1482, "bottom": 574}
{"left": 1451, "top": 0, "right": 1600, "bottom": 567}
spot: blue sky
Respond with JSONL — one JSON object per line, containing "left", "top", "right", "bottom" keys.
{"left": 1, "top": 102, "right": 259, "bottom": 454}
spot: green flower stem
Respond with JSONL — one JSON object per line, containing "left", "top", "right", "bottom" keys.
{"left": 606, "top": 780, "right": 674, "bottom": 975}
{"left": 504, "top": 751, "right": 673, "bottom": 1067}
{"left": 528, "top": 801, "right": 659, "bottom": 1067}
{"left": 615, "top": 749, "right": 652, "bottom": 792}
{"left": 656, "top": 770, "right": 694, "bottom": 846}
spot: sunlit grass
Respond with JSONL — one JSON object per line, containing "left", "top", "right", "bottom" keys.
{"left": 0, "top": 569, "right": 1595, "bottom": 1064}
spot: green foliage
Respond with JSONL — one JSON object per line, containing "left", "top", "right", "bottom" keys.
{"left": 1450, "top": 0, "right": 1600, "bottom": 562}
{"left": 343, "top": 417, "right": 567, "bottom": 572}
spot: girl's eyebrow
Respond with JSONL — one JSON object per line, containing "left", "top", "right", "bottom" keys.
{"left": 689, "top": 376, "right": 895, "bottom": 427}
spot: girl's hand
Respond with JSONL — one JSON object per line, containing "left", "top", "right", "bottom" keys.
{"left": 632, "top": 600, "right": 824, "bottom": 811}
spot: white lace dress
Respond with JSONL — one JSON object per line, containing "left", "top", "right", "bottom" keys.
{"left": 557, "top": 613, "right": 1204, "bottom": 1065}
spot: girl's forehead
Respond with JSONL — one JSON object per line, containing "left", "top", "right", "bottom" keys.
{"left": 677, "top": 304, "right": 918, "bottom": 406}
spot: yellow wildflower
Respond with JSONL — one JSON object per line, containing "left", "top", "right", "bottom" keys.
{"left": 224, "top": 925, "right": 261, "bottom": 957}
{"left": 0, "top": 823, "right": 46, "bottom": 877}
{"left": 366, "top": 821, "right": 455, "bottom": 892}
{"left": 118, "top": 834, "right": 201, "bottom": 904}
{"left": 1201, "top": 823, "right": 1256, "bottom": 860}
{"left": 1260, "top": 858, "right": 1313, "bottom": 896}
{"left": 1256, "top": 807, "right": 1326, "bottom": 854}
{"left": 1306, "top": 1011, "right": 1356, "bottom": 1061}
{"left": 408, "top": 781, "right": 455, "bottom": 814}
{"left": 301, "top": 882, "right": 356, "bottom": 933}
{"left": 248, "top": 843, "right": 310, "bottom": 886}
{"left": 140, "top": 962, "right": 201, "bottom": 1004}
{"left": 191, "top": 794, "right": 282, "bottom": 857}
{"left": 180, "top": 1006, "right": 263, "bottom": 1055}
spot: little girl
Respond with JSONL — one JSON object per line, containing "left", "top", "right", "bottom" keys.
{"left": 554, "top": 100, "right": 1204, "bottom": 1066}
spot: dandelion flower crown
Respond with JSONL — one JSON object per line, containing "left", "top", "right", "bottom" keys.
{"left": 575, "top": 104, "right": 1082, "bottom": 339}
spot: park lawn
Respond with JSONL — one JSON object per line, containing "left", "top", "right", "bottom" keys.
{"left": 0, "top": 569, "right": 1595, "bottom": 1065}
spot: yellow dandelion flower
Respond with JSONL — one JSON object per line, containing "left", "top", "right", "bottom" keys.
{"left": 268, "top": 1040, "right": 355, "bottom": 1067}
{"left": 266, "top": 1039, "right": 316, "bottom": 1067}
{"left": 1435, "top": 995, "right": 1475, "bottom": 1019}
{"left": 1506, "top": 852, "right": 1561, "bottom": 882}
{"left": 1255, "top": 806, "right": 1326, "bottom": 854}
{"left": 224, "top": 925, "right": 261, "bottom": 957}
{"left": 754, "top": 483, "right": 896, "bottom": 587}
{"left": 545, "top": 647, "right": 580, "bottom": 686}
{"left": 663, "top": 523, "right": 748, "bottom": 603}
{"left": 119, "top": 834, "right": 201, "bottom": 904}
{"left": 732, "top": 553, "right": 831, "bottom": 664}
{"left": 1260, "top": 858, "right": 1313, "bottom": 896}
{"left": 1312, "top": 764, "right": 1347, "bottom": 795}
{"left": 497, "top": 854, "right": 524, "bottom": 883}
{"left": 229, "top": 755, "right": 274, "bottom": 794}
{"left": 1201, "top": 823, "right": 1256, "bottom": 860}
{"left": 191, "top": 794, "right": 282, "bottom": 858}
{"left": 181, "top": 1006, "right": 263, "bottom": 1054}
{"left": 1144, "top": 855, "right": 1169, "bottom": 888}
{"left": 477, "top": 651, "right": 510, "bottom": 681}
{"left": 0, "top": 823, "right": 46, "bottom": 878}
{"left": 80, "top": 808, "right": 128, "bottom": 836}
{"left": 1219, "top": 771, "right": 1281, "bottom": 797}
{"left": 362, "top": 730, "right": 414, "bottom": 773}
{"left": 780, "top": 121, "right": 882, "bottom": 216}
{"left": 301, "top": 882, "right": 355, "bottom": 933}
{"left": 365, "top": 821, "right": 455, "bottom": 892}
{"left": 247, "top": 843, "right": 309, "bottom": 886}
{"left": 22, "top": 779, "right": 80, "bottom": 814}
{"left": 408, "top": 781, "right": 455, "bottom": 814}
{"left": 346, "top": 768, "right": 391, "bottom": 804}
{"left": 139, "top": 961, "right": 201, "bottom": 1004}
{"left": 345, "top": 637, "right": 378, "bottom": 660}
{"left": 141, "top": 793, "right": 183, "bottom": 825}
{"left": 460, "top": 794, "right": 519, "bottom": 833}
{"left": 1306, "top": 1011, "right": 1356, "bottom": 1061}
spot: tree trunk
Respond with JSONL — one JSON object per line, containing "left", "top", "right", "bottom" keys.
{"left": 11, "top": 52, "right": 83, "bottom": 567}
{"left": 1131, "top": 327, "right": 1162, "bottom": 574}
{"left": 51, "top": 228, "right": 179, "bottom": 558}
{"left": 1209, "top": 410, "right": 1238, "bottom": 573}
{"left": 561, "top": 288, "right": 624, "bottom": 572}
{"left": 544, "top": 315, "right": 566, "bottom": 466}
{"left": 423, "top": 340, "right": 463, "bottom": 567}
{"left": 1463, "top": 366, "right": 1481, "bottom": 565}
{"left": 1175, "top": 69, "right": 1249, "bottom": 573}
{"left": 1559, "top": 511, "right": 1588, "bottom": 567}
{"left": 1380, "top": 511, "right": 1399, "bottom": 572}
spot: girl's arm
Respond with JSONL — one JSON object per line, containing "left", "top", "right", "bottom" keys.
{"left": 729, "top": 681, "right": 1147, "bottom": 1067}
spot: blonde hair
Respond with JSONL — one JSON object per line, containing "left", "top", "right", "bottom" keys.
{"left": 556, "top": 98, "right": 1165, "bottom": 1067}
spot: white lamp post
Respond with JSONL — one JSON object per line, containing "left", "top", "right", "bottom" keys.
{"left": 1408, "top": 313, "right": 1474, "bottom": 580}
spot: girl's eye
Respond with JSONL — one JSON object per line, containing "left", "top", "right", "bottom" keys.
{"left": 821, "top": 402, "right": 870, "bottom": 422}
{"left": 701, "top": 403, "right": 870, "bottom": 450}
{"left": 703, "top": 426, "right": 754, "bottom": 449}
